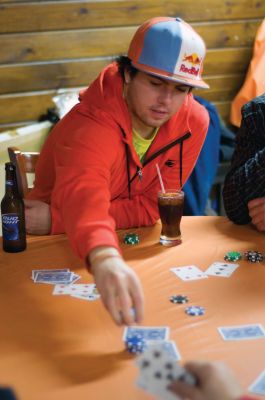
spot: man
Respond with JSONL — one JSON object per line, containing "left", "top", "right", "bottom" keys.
{"left": 223, "top": 93, "right": 265, "bottom": 229}
{"left": 25, "top": 17, "right": 209, "bottom": 326}
{"left": 169, "top": 360, "right": 255, "bottom": 400}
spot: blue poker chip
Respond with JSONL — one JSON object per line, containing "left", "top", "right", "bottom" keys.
{"left": 185, "top": 306, "right": 205, "bottom": 316}
{"left": 125, "top": 334, "right": 146, "bottom": 354}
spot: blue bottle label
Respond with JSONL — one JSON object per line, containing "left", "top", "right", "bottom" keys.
{"left": 2, "top": 213, "right": 20, "bottom": 240}
{"left": 6, "top": 180, "right": 13, "bottom": 186}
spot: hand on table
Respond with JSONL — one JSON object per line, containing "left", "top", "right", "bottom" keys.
{"left": 89, "top": 249, "right": 144, "bottom": 326}
{"left": 248, "top": 197, "right": 265, "bottom": 231}
{"left": 24, "top": 199, "right": 51, "bottom": 235}
{"left": 168, "top": 361, "right": 243, "bottom": 400}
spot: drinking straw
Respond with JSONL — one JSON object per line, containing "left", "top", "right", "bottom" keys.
{"left": 156, "top": 163, "right": 165, "bottom": 193}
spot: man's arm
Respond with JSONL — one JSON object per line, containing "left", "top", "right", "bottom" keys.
{"left": 88, "top": 246, "right": 144, "bottom": 325}
{"left": 24, "top": 199, "right": 51, "bottom": 235}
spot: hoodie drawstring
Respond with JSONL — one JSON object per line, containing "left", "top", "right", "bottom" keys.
{"left": 124, "top": 142, "right": 131, "bottom": 199}
{"left": 179, "top": 140, "right": 183, "bottom": 189}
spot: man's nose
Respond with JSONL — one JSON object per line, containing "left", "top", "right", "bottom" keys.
{"left": 158, "top": 87, "right": 174, "bottom": 104}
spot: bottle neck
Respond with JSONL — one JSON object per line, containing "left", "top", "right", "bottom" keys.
{"left": 5, "top": 168, "right": 18, "bottom": 196}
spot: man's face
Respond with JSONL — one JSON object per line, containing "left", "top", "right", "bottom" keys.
{"left": 124, "top": 70, "right": 190, "bottom": 137}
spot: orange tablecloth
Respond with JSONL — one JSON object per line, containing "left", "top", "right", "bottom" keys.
{"left": 0, "top": 216, "right": 265, "bottom": 400}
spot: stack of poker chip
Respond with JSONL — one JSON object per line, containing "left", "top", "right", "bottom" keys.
{"left": 244, "top": 250, "right": 264, "bottom": 263}
{"left": 170, "top": 294, "right": 188, "bottom": 304}
{"left": 224, "top": 251, "right": 242, "bottom": 262}
{"left": 185, "top": 306, "right": 205, "bottom": 316}
{"left": 125, "top": 333, "right": 147, "bottom": 354}
{"left": 123, "top": 233, "right": 140, "bottom": 245}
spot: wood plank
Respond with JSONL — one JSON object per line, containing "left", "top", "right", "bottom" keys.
{"left": 0, "top": 20, "right": 259, "bottom": 64}
{"left": 214, "top": 101, "right": 231, "bottom": 122}
{"left": 0, "top": 0, "right": 264, "bottom": 33}
{"left": 0, "top": 59, "right": 110, "bottom": 94}
{"left": 195, "top": 20, "right": 260, "bottom": 48}
{"left": 0, "top": 47, "right": 251, "bottom": 95}
{"left": 0, "top": 28, "right": 135, "bottom": 64}
{"left": 203, "top": 48, "right": 252, "bottom": 75}
{"left": 0, "top": 76, "right": 239, "bottom": 126}
{"left": 195, "top": 74, "right": 245, "bottom": 102}
{"left": 0, "top": 91, "right": 55, "bottom": 125}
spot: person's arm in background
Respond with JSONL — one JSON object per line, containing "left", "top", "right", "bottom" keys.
{"left": 223, "top": 95, "right": 265, "bottom": 228}
{"left": 168, "top": 361, "right": 255, "bottom": 400}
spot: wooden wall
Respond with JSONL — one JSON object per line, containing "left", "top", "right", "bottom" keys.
{"left": 0, "top": 0, "right": 264, "bottom": 132}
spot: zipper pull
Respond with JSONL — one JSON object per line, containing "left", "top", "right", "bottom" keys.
{"left": 137, "top": 167, "right": 143, "bottom": 181}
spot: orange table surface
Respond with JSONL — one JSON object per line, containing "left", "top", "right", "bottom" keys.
{"left": 0, "top": 216, "right": 265, "bottom": 400}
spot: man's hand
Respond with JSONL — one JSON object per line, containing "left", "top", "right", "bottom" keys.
{"left": 24, "top": 199, "right": 51, "bottom": 235}
{"left": 168, "top": 361, "right": 243, "bottom": 400}
{"left": 248, "top": 197, "right": 265, "bottom": 231}
{"left": 89, "top": 248, "right": 144, "bottom": 326}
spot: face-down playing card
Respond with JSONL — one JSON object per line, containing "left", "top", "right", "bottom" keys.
{"left": 123, "top": 326, "right": 170, "bottom": 342}
{"left": 218, "top": 324, "right": 265, "bottom": 340}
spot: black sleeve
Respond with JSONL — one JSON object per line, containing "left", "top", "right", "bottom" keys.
{"left": 222, "top": 97, "right": 265, "bottom": 224}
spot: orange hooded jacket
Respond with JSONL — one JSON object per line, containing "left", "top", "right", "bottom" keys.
{"left": 28, "top": 63, "right": 209, "bottom": 260}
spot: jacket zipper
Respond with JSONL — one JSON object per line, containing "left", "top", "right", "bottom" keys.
{"left": 131, "top": 131, "right": 191, "bottom": 184}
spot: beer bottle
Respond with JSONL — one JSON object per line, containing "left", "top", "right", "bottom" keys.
{"left": 1, "top": 162, "right": 26, "bottom": 252}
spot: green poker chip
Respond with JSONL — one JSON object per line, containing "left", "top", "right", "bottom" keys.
{"left": 224, "top": 251, "right": 242, "bottom": 262}
{"left": 123, "top": 233, "right": 140, "bottom": 245}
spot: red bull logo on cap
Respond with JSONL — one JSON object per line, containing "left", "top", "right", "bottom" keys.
{"left": 182, "top": 53, "right": 202, "bottom": 66}
{"left": 179, "top": 52, "right": 202, "bottom": 76}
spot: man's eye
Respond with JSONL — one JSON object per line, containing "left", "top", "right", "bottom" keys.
{"left": 150, "top": 81, "right": 161, "bottom": 86}
{"left": 176, "top": 86, "right": 188, "bottom": 93}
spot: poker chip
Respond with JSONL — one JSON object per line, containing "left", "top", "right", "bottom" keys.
{"left": 185, "top": 306, "right": 205, "bottom": 316}
{"left": 125, "top": 334, "right": 146, "bottom": 354}
{"left": 244, "top": 250, "right": 264, "bottom": 263}
{"left": 170, "top": 295, "right": 188, "bottom": 304}
{"left": 224, "top": 251, "right": 242, "bottom": 262}
{"left": 123, "top": 233, "right": 140, "bottom": 245}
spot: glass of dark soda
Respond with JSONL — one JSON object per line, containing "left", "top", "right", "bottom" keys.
{"left": 158, "top": 189, "right": 184, "bottom": 246}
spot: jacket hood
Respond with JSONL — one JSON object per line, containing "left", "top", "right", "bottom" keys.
{"left": 78, "top": 63, "right": 132, "bottom": 135}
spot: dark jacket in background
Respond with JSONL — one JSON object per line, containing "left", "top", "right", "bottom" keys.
{"left": 223, "top": 93, "right": 265, "bottom": 223}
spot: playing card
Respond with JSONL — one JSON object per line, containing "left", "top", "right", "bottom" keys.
{"left": 53, "top": 283, "right": 100, "bottom": 300}
{"left": 71, "top": 273, "right": 81, "bottom": 284}
{"left": 34, "top": 271, "right": 74, "bottom": 284}
{"left": 135, "top": 343, "right": 195, "bottom": 400}
{"left": 31, "top": 268, "right": 70, "bottom": 280}
{"left": 52, "top": 284, "right": 72, "bottom": 295}
{"left": 170, "top": 265, "right": 208, "bottom": 281}
{"left": 205, "top": 262, "right": 239, "bottom": 278}
{"left": 70, "top": 292, "right": 100, "bottom": 301}
{"left": 123, "top": 326, "right": 170, "bottom": 342}
{"left": 66, "top": 283, "right": 98, "bottom": 295}
{"left": 147, "top": 340, "right": 181, "bottom": 361}
{"left": 249, "top": 370, "right": 265, "bottom": 395}
{"left": 218, "top": 324, "right": 265, "bottom": 340}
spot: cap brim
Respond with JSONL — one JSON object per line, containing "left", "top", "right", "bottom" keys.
{"left": 132, "top": 62, "right": 210, "bottom": 89}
